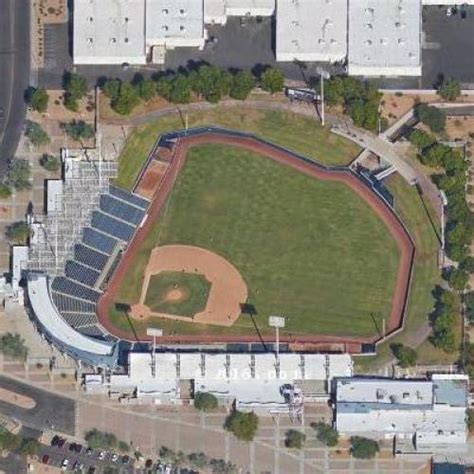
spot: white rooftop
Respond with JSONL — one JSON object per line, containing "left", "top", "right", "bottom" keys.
{"left": 74, "top": 0, "right": 146, "bottom": 65}
{"left": 347, "top": 0, "right": 422, "bottom": 76}
{"left": 145, "top": 0, "right": 204, "bottom": 47}
{"left": 276, "top": 0, "right": 348, "bottom": 62}
{"left": 46, "top": 180, "right": 63, "bottom": 215}
{"left": 178, "top": 353, "right": 202, "bottom": 379}
{"left": 336, "top": 378, "right": 433, "bottom": 405}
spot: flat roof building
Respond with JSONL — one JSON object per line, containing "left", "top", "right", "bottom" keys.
{"left": 73, "top": 0, "right": 146, "bottom": 65}
{"left": 335, "top": 375, "right": 468, "bottom": 450}
{"left": 347, "top": 0, "right": 422, "bottom": 76}
{"left": 276, "top": 0, "right": 348, "bottom": 62}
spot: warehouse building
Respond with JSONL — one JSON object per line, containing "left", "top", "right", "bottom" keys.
{"left": 335, "top": 375, "right": 468, "bottom": 451}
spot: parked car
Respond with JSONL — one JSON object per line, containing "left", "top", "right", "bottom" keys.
{"left": 121, "top": 455, "right": 130, "bottom": 465}
{"left": 73, "top": 460, "right": 84, "bottom": 471}
{"left": 42, "top": 455, "right": 50, "bottom": 464}
{"left": 111, "top": 453, "right": 119, "bottom": 462}
{"left": 87, "top": 467, "right": 96, "bottom": 474}
{"left": 57, "top": 438, "right": 66, "bottom": 448}
{"left": 145, "top": 459, "right": 153, "bottom": 468}
{"left": 86, "top": 447, "right": 93, "bottom": 456}
{"left": 68, "top": 442, "right": 77, "bottom": 452}
{"left": 61, "top": 459, "right": 69, "bottom": 471}
{"left": 74, "top": 443, "right": 83, "bottom": 453}
{"left": 50, "top": 435, "right": 60, "bottom": 447}
{"left": 98, "top": 451, "right": 105, "bottom": 460}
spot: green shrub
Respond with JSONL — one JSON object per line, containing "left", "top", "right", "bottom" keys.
{"left": 224, "top": 410, "right": 259, "bottom": 442}
{"left": 350, "top": 436, "right": 379, "bottom": 459}
{"left": 194, "top": 392, "right": 218, "bottom": 412}
{"left": 312, "top": 422, "right": 339, "bottom": 447}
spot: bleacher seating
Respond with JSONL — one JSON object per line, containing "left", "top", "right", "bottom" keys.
{"left": 74, "top": 244, "right": 109, "bottom": 271}
{"left": 65, "top": 261, "right": 101, "bottom": 287}
{"left": 61, "top": 312, "right": 99, "bottom": 328}
{"left": 52, "top": 292, "right": 97, "bottom": 313}
{"left": 91, "top": 211, "right": 135, "bottom": 242}
{"left": 51, "top": 277, "right": 101, "bottom": 303}
{"left": 99, "top": 194, "right": 145, "bottom": 226}
{"left": 109, "top": 185, "right": 149, "bottom": 210}
{"left": 82, "top": 227, "right": 119, "bottom": 255}
{"left": 77, "top": 325, "right": 106, "bottom": 338}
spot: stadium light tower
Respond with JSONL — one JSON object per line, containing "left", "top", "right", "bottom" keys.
{"left": 316, "top": 67, "right": 331, "bottom": 127}
{"left": 147, "top": 328, "right": 163, "bottom": 376}
{"left": 269, "top": 315, "right": 285, "bottom": 363}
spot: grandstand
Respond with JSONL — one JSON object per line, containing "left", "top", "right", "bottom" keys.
{"left": 26, "top": 149, "right": 150, "bottom": 366}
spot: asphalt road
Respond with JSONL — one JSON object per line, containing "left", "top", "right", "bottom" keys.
{"left": 0, "top": 0, "right": 30, "bottom": 177}
{"left": 0, "top": 375, "right": 76, "bottom": 435}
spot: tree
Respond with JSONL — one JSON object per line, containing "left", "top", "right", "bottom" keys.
{"left": 156, "top": 77, "right": 172, "bottom": 99}
{"left": 85, "top": 429, "right": 118, "bottom": 450}
{"left": 7, "top": 159, "right": 31, "bottom": 191}
{"left": 117, "top": 441, "right": 129, "bottom": 453}
{"left": 323, "top": 76, "right": 345, "bottom": 106}
{"left": 350, "top": 436, "right": 379, "bottom": 459}
{"left": 431, "top": 288, "right": 458, "bottom": 353}
{"left": 19, "top": 439, "right": 40, "bottom": 456}
{"left": 408, "top": 129, "right": 436, "bottom": 151}
{"left": 390, "top": 343, "right": 417, "bottom": 368}
{"left": 414, "top": 104, "right": 446, "bottom": 133}
{"left": 0, "top": 333, "right": 28, "bottom": 360}
{"left": 260, "top": 67, "right": 284, "bottom": 94}
{"left": 209, "top": 459, "right": 237, "bottom": 474}
{"left": 0, "top": 184, "right": 12, "bottom": 199}
{"left": 190, "top": 65, "right": 232, "bottom": 103}
{"left": 27, "top": 88, "right": 49, "bottom": 113}
{"left": 284, "top": 429, "right": 306, "bottom": 449}
{"left": 312, "top": 422, "right": 339, "bottom": 447}
{"left": 62, "top": 120, "right": 95, "bottom": 142}
{"left": 224, "top": 410, "right": 259, "bottom": 442}
{"left": 468, "top": 409, "right": 474, "bottom": 433}
{"left": 102, "top": 79, "right": 121, "bottom": 101}
{"left": 39, "top": 154, "right": 61, "bottom": 172}
{"left": 448, "top": 268, "right": 469, "bottom": 292}
{"left": 230, "top": 70, "right": 255, "bottom": 100}
{"left": 138, "top": 79, "right": 156, "bottom": 102}
{"left": 159, "top": 446, "right": 177, "bottom": 464}
{"left": 112, "top": 82, "right": 141, "bottom": 115}
{"left": 0, "top": 428, "right": 21, "bottom": 453}
{"left": 63, "top": 72, "right": 88, "bottom": 111}
{"left": 437, "top": 77, "right": 461, "bottom": 102}
{"left": 24, "top": 120, "right": 50, "bottom": 147}
{"left": 188, "top": 452, "right": 209, "bottom": 469}
{"left": 168, "top": 74, "right": 192, "bottom": 104}
{"left": 5, "top": 221, "right": 29, "bottom": 244}
{"left": 194, "top": 392, "right": 218, "bottom": 412}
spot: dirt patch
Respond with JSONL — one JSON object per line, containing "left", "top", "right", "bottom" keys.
{"left": 0, "top": 387, "right": 36, "bottom": 409}
{"left": 165, "top": 288, "right": 186, "bottom": 302}
{"left": 135, "top": 160, "right": 169, "bottom": 199}
{"left": 130, "top": 245, "right": 248, "bottom": 326}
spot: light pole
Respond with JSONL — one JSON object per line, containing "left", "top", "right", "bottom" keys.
{"left": 146, "top": 328, "right": 163, "bottom": 376}
{"left": 269, "top": 316, "right": 285, "bottom": 364}
{"left": 316, "top": 67, "right": 330, "bottom": 127}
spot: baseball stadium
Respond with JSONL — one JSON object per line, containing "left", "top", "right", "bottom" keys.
{"left": 24, "top": 112, "right": 418, "bottom": 368}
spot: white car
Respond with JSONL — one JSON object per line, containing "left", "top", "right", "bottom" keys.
{"left": 111, "top": 453, "right": 119, "bottom": 462}
{"left": 446, "top": 7, "right": 452, "bottom": 16}
{"left": 61, "top": 459, "right": 69, "bottom": 471}
{"left": 98, "top": 451, "right": 105, "bottom": 460}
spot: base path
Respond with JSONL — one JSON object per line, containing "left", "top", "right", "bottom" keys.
{"left": 97, "top": 130, "right": 415, "bottom": 349}
{"left": 131, "top": 245, "right": 248, "bottom": 326}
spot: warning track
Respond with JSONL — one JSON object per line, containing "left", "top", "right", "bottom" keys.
{"left": 96, "top": 129, "right": 415, "bottom": 351}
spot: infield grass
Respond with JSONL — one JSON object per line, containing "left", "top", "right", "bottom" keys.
{"left": 113, "top": 143, "right": 400, "bottom": 338}
{"left": 115, "top": 108, "right": 360, "bottom": 190}
{"left": 144, "top": 271, "right": 211, "bottom": 317}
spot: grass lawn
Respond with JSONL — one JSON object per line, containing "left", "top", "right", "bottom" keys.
{"left": 115, "top": 108, "right": 360, "bottom": 190}
{"left": 355, "top": 175, "right": 460, "bottom": 371}
{"left": 144, "top": 271, "right": 211, "bottom": 317}
{"left": 112, "top": 143, "right": 401, "bottom": 338}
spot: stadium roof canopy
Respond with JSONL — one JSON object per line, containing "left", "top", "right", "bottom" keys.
{"left": 27, "top": 273, "right": 117, "bottom": 363}
{"left": 347, "top": 0, "right": 422, "bottom": 76}
{"left": 276, "top": 0, "right": 348, "bottom": 62}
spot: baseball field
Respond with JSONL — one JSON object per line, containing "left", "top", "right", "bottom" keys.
{"left": 102, "top": 125, "right": 412, "bottom": 341}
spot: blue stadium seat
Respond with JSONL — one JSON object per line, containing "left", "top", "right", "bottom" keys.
{"left": 65, "top": 261, "right": 100, "bottom": 287}
{"left": 91, "top": 211, "right": 135, "bottom": 242}
{"left": 82, "top": 227, "right": 118, "bottom": 255}
{"left": 74, "top": 244, "right": 109, "bottom": 271}
{"left": 109, "top": 185, "right": 149, "bottom": 210}
{"left": 99, "top": 194, "right": 145, "bottom": 226}
{"left": 51, "top": 277, "right": 101, "bottom": 303}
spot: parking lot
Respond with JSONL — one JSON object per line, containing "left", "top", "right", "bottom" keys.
{"left": 422, "top": 5, "right": 474, "bottom": 87}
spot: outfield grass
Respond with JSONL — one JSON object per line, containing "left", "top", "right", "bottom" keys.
{"left": 113, "top": 143, "right": 401, "bottom": 338}
{"left": 354, "top": 175, "right": 459, "bottom": 371}
{"left": 144, "top": 271, "right": 211, "bottom": 317}
{"left": 115, "top": 108, "right": 360, "bottom": 190}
